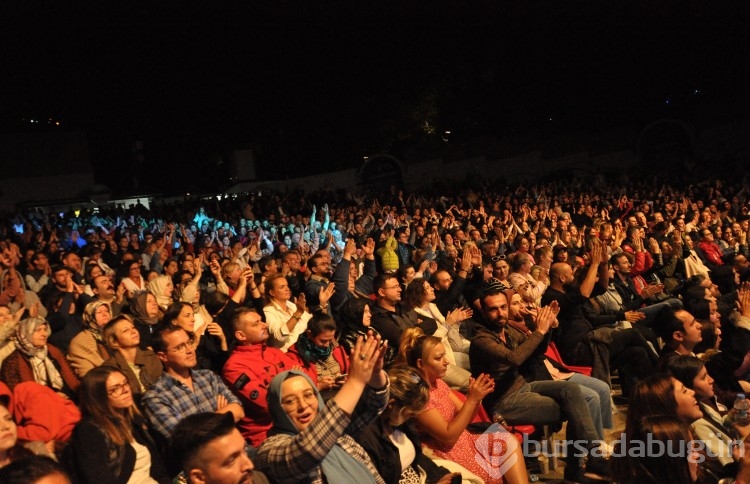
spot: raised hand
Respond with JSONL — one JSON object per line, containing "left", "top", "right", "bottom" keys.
{"left": 319, "top": 282, "right": 336, "bottom": 306}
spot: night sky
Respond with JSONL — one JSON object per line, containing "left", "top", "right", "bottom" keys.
{"left": 2, "top": 1, "right": 749, "bottom": 195}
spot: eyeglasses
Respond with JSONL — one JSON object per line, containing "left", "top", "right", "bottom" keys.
{"left": 167, "top": 341, "right": 194, "bottom": 354}
{"left": 107, "top": 380, "right": 131, "bottom": 396}
{"left": 383, "top": 284, "right": 401, "bottom": 290}
{"left": 281, "top": 390, "right": 319, "bottom": 411}
{"left": 491, "top": 255, "right": 506, "bottom": 262}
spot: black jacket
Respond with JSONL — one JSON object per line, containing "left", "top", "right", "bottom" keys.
{"left": 67, "top": 415, "right": 171, "bottom": 484}
{"left": 354, "top": 418, "right": 449, "bottom": 484}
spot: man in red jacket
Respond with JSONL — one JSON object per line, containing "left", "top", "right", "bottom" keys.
{"left": 222, "top": 308, "right": 294, "bottom": 448}
{"left": 698, "top": 228, "right": 725, "bottom": 270}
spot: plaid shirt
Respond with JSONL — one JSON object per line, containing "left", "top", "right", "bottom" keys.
{"left": 255, "top": 383, "right": 389, "bottom": 484}
{"left": 142, "top": 369, "right": 240, "bottom": 439}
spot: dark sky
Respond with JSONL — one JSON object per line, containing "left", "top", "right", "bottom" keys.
{"left": 2, "top": 1, "right": 749, "bottom": 194}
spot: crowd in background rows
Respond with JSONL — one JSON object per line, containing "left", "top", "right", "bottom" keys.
{"left": 1, "top": 170, "right": 750, "bottom": 483}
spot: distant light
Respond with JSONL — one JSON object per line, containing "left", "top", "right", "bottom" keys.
{"left": 363, "top": 156, "right": 369, "bottom": 160}
{"left": 55, "top": 122, "right": 60, "bottom": 126}
{"left": 693, "top": 89, "right": 700, "bottom": 95}
{"left": 30, "top": 119, "right": 34, "bottom": 123}
{"left": 665, "top": 99, "right": 671, "bottom": 104}
{"left": 186, "top": 193, "right": 191, "bottom": 196}
{"left": 444, "top": 130, "right": 451, "bottom": 135}
{"left": 74, "top": 209, "right": 80, "bottom": 217}
{"left": 548, "top": 117, "right": 553, "bottom": 121}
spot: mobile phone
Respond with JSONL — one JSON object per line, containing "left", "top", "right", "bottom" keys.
{"left": 336, "top": 374, "right": 347, "bottom": 382}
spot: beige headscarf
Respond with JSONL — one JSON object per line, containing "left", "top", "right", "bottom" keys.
{"left": 147, "top": 275, "right": 173, "bottom": 310}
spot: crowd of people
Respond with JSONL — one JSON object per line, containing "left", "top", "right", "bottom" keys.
{"left": 1, "top": 171, "right": 750, "bottom": 483}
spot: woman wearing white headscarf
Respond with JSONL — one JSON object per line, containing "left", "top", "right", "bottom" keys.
{"left": 146, "top": 276, "right": 173, "bottom": 311}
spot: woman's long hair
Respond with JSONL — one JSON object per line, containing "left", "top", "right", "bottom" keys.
{"left": 78, "top": 367, "right": 139, "bottom": 447}
{"left": 664, "top": 356, "right": 704, "bottom": 393}
{"left": 610, "top": 414, "right": 694, "bottom": 484}
{"left": 403, "top": 278, "right": 429, "bottom": 309}
{"left": 626, "top": 374, "right": 678, "bottom": 432}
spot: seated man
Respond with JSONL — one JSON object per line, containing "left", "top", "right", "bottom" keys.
{"left": 171, "top": 412, "right": 269, "bottom": 484}
{"left": 656, "top": 308, "right": 703, "bottom": 363}
{"left": 222, "top": 308, "right": 294, "bottom": 448}
{"left": 142, "top": 325, "right": 243, "bottom": 442}
{"left": 471, "top": 284, "right": 610, "bottom": 483}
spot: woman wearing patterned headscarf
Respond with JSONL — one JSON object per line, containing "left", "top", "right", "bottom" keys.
{"left": 0, "top": 316, "right": 79, "bottom": 399}
{"left": 67, "top": 301, "right": 112, "bottom": 378}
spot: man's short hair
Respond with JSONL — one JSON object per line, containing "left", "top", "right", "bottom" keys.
{"left": 151, "top": 324, "right": 188, "bottom": 354}
{"left": 231, "top": 307, "right": 260, "bottom": 332}
{"left": 373, "top": 273, "right": 398, "bottom": 295}
{"left": 654, "top": 306, "right": 684, "bottom": 342}
{"left": 307, "top": 253, "right": 324, "bottom": 270}
{"left": 171, "top": 412, "right": 237, "bottom": 477}
{"left": 0, "top": 455, "right": 70, "bottom": 484}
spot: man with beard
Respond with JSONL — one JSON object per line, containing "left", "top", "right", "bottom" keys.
{"left": 222, "top": 308, "right": 294, "bottom": 448}
{"left": 470, "top": 285, "right": 611, "bottom": 483}
{"left": 172, "top": 412, "right": 268, "bottom": 484}
{"left": 303, "top": 253, "right": 334, "bottom": 313}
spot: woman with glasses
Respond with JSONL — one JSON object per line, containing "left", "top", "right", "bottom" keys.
{"left": 68, "top": 366, "right": 170, "bottom": 483}
{"left": 255, "top": 333, "right": 389, "bottom": 483}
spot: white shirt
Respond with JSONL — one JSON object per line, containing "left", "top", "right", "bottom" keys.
{"left": 263, "top": 300, "right": 312, "bottom": 352}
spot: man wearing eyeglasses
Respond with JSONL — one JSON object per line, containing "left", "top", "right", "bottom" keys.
{"left": 142, "top": 325, "right": 244, "bottom": 442}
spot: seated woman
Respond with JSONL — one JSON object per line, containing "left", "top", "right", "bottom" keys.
{"left": 263, "top": 273, "right": 312, "bottom": 352}
{"left": 338, "top": 297, "right": 397, "bottom": 368}
{"left": 101, "top": 315, "right": 162, "bottom": 405}
{"left": 287, "top": 313, "right": 350, "bottom": 401}
{"left": 129, "top": 291, "right": 162, "bottom": 350}
{"left": 611, "top": 414, "right": 701, "bottom": 484}
{"left": 354, "top": 365, "right": 461, "bottom": 483}
{"left": 666, "top": 355, "right": 743, "bottom": 480}
{"left": 404, "top": 277, "right": 473, "bottom": 373}
{"left": 68, "top": 367, "right": 170, "bottom": 483}
{"left": 67, "top": 301, "right": 112, "bottom": 378}
{"left": 0, "top": 394, "right": 34, "bottom": 469}
{"left": 0, "top": 316, "right": 79, "bottom": 399}
{"left": 611, "top": 374, "right": 750, "bottom": 484}
{"left": 161, "top": 301, "right": 228, "bottom": 372}
{"left": 399, "top": 328, "right": 529, "bottom": 484}
{"left": 146, "top": 275, "right": 174, "bottom": 313}
{"left": 255, "top": 333, "right": 390, "bottom": 483}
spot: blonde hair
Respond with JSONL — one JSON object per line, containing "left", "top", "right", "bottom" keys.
{"left": 397, "top": 326, "right": 442, "bottom": 374}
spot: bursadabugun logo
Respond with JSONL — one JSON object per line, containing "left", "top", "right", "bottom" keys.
{"left": 474, "top": 423, "right": 519, "bottom": 481}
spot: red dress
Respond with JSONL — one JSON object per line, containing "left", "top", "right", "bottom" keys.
{"left": 420, "top": 379, "right": 516, "bottom": 483}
